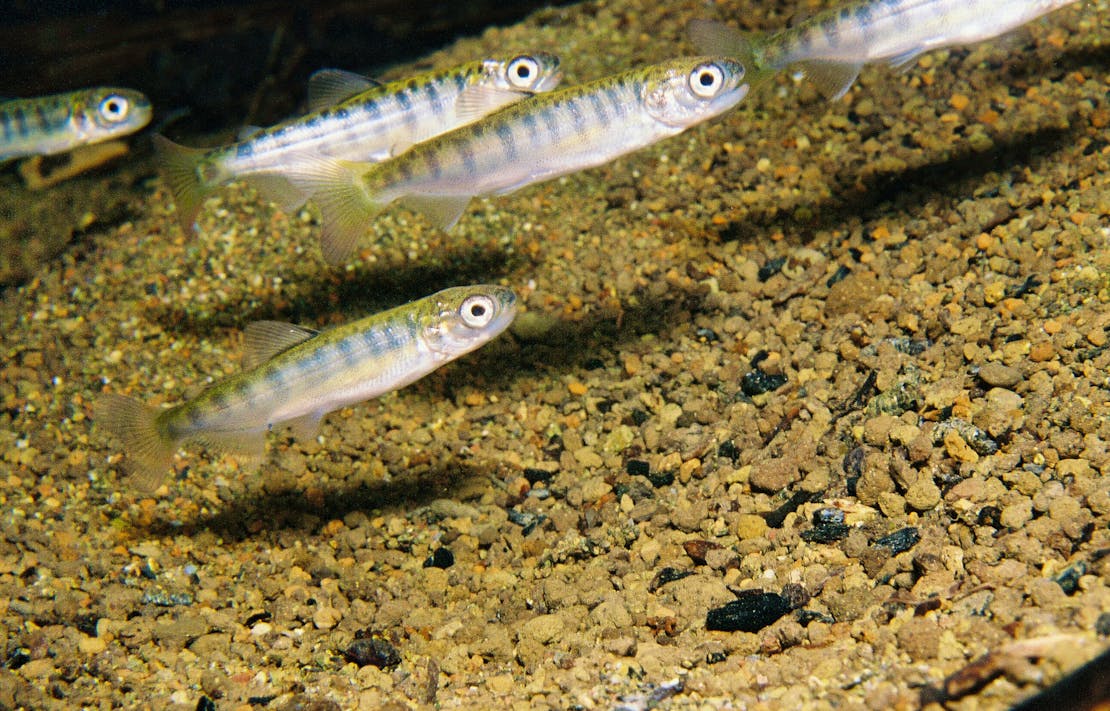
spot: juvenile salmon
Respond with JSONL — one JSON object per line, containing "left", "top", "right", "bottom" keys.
{"left": 154, "top": 54, "right": 562, "bottom": 231}
{"left": 97, "top": 285, "right": 517, "bottom": 492}
{"left": 688, "top": 0, "right": 1080, "bottom": 99}
{"left": 0, "top": 87, "right": 151, "bottom": 161}
{"left": 286, "top": 56, "right": 752, "bottom": 263}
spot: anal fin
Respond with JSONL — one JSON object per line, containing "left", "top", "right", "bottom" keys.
{"left": 285, "top": 412, "right": 324, "bottom": 441}
{"left": 797, "top": 60, "right": 863, "bottom": 101}
{"left": 400, "top": 195, "right": 472, "bottom": 231}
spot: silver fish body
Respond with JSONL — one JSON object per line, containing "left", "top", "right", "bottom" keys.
{"left": 288, "top": 56, "right": 752, "bottom": 262}
{"left": 154, "top": 54, "right": 562, "bottom": 229}
{"left": 97, "top": 284, "right": 517, "bottom": 492}
{"left": 688, "top": 0, "right": 1080, "bottom": 99}
{"left": 0, "top": 87, "right": 152, "bottom": 161}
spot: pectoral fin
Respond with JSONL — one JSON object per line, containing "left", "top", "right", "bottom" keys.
{"left": 454, "top": 84, "right": 526, "bottom": 123}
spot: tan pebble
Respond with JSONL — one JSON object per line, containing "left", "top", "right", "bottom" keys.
{"left": 905, "top": 478, "right": 941, "bottom": 511}
{"left": 1088, "top": 329, "right": 1107, "bottom": 347}
{"left": 735, "top": 514, "right": 768, "bottom": 540}
{"left": 313, "top": 607, "right": 341, "bottom": 629}
{"left": 979, "top": 362, "right": 1022, "bottom": 388}
{"left": 567, "top": 381, "right": 587, "bottom": 396}
{"left": 486, "top": 674, "right": 516, "bottom": 694}
{"left": 944, "top": 430, "right": 979, "bottom": 463}
{"left": 1043, "top": 319, "right": 1062, "bottom": 335}
{"left": 1000, "top": 499, "right": 1033, "bottom": 528}
{"left": 19, "top": 659, "right": 54, "bottom": 678}
{"left": 1028, "top": 342, "right": 1054, "bottom": 362}
{"left": 573, "top": 447, "right": 604, "bottom": 469}
{"left": 78, "top": 635, "right": 107, "bottom": 655}
{"left": 464, "top": 391, "right": 487, "bottom": 406}
{"left": 949, "top": 93, "right": 970, "bottom": 111}
{"left": 622, "top": 354, "right": 641, "bottom": 376}
{"left": 678, "top": 458, "right": 701, "bottom": 483}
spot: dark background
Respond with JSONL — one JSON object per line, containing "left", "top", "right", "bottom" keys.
{"left": 0, "top": 0, "right": 576, "bottom": 133}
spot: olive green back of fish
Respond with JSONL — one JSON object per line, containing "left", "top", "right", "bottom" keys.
{"left": 0, "top": 87, "right": 152, "bottom": 162}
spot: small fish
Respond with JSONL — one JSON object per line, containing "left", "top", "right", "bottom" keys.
{"left": 286, "top": 56, "right": 752, "bottom": 263}
{"left": 96, "top": 284, "right": 517, "bottom": 492}
{"left": 0, "top": 87, "right": 152, "bottom": 162}
{"left": 154, "top": 54, "right": 562, "bottom": 230}
{"left": 688, "top": 0, "right": 1080, "bottom": 100}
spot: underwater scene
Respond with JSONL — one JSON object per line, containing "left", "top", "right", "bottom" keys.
{"left": 2, "top": 0, "right": 1110, "bottom": 708}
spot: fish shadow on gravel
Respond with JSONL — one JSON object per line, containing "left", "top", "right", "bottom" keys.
{"left": 716, "top": 122, "right": 1074, "bottom": 248}
{"left": 144, "top": 460, "right": 487, "bottom": 540}
{"left": 144, "top": 239, "right": 521, "bottom": 334}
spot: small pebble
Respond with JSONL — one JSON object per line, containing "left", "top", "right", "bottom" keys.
{"left": 706, "top": 592, "right": 792, "bottom": 632}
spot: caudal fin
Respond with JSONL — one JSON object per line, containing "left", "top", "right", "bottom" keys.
{"left": 95, "top": 393, "right": 177, "bottom": 494}
{"left": 152, "top": 134, "right": 216, "bottom": 230}
{"left": 283, "top": 157, "right": 385, "bottom": 265}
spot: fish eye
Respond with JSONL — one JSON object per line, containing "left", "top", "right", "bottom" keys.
{"left": 507, "top": 56, "right": 540, "bottom": 88}
{"left": 98, "top": 94, "right": 130, "bottom": 122}
{"left": 460, "top": 295, "right": 496, "bottom": 328}
{"left": 689, "top": 63, "right": 726, "bottom": 98}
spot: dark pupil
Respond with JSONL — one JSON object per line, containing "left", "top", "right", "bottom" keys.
{"left": 470, "top": 304, "right": 486, "bottom": 318}
{"left": 516, "top": 65, "right": 531, "bottom": 78}
{"left": 699, "top": 72, "right": 714, "bottom": 87}
{"left": 106, "top": 101, "right": 119, "bottom": 113}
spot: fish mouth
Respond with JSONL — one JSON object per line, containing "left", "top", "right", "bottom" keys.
{"left": 706, "top": 81, "right": 750, "bottom": 117}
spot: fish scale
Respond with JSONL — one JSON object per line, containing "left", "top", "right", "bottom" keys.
{"left": 97, "top": 285, "right": 518, "bottom": 493}
{"left": 0, "top": 87, "right": 151, "bottom": 161}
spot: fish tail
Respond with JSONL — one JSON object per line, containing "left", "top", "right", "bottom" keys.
{"left": 284, "top": 158, "right": 384, "bottom": 265}
{"left": 95, "top": 393, "right": 178, "bottom": 494}
{"left": 152, "top": 134, "right": 216, "bottom": 230}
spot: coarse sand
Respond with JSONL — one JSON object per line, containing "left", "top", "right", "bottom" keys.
{"left": 1, "top": 0, "right": 1109, "bottom": 708}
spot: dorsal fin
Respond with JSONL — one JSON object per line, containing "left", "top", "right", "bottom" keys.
{"left": 306, "top": 69, "right": 379, "bottom": 112}
{"left": 237, "top": 125, "right": 263, "bottom": 141}
{"left": 242, "top": 321, "right": 318, "bottom": 370}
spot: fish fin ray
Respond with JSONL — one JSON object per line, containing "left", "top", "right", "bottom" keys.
{"left": 454, "top": 84, "right": 525, "bottom": 123}
{"left": 400, "top": 195, "right": 471, "bottom": 231}
{"left": 237, "top": 125, "right": 263, "bottom": 141}
{"left": 686, "top": 19, "right": 757, "bottom": 60}
{"left": 241, "top": 173, "right": 309, "bottom": 212}
{"left": 242, "top": 321, "right": 318, "bottom": 369}
{"left": 95, "top": 394, "right": 177, "bottom": 494}
{"left": 152, "top": 134, "right": 217, "bottom": 230}
{"left": 285, "top": 158, "right": 382, "bottom": 264}
{"left": 285, "top": 412, "right": 324, "bottom": 441}
{"left": 195, "top": 429, "right": 267, "bottom": 459}
{"left": 306, "top": 69, "right": 378, "bottom": 112}
{"left": 796, "top": 60, "right": 862, "bottom": 100}
{"left": 887, "top": 48, "right": 925, "bottom": 72}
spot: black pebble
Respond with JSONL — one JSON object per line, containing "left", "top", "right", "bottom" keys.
{"left": 1095, "top": 612, "right": 1110, "bottom": 636}
{"left": 626, "top": 459, "right": 650, "bottom": 476}
{"left": 758, "top": 256, "right": 787, "bottom": 282}
{"left": 874, "top": 527, "right": 920, "bottom": 554}
{"left": 522, "top": 467, "right": 553, "bottom": 484}
{"left": 706, "top": 592, "right": 792, "bottom": 632}
{"left": 1054, "top": 562, "right": 1087, "bottom": 595}
{"left": 648, "top": 567, "right": 692, "bottom": 592}
{"left": 343, "top": 637, "right": 401, "bottom": 668}
{"left": 741, "top": 369, "right": 787, "bottom": 396}
{"left": 801, "top": 522, "right": 850, "bottom": 543}
{"left": 717, "top": 441, "right": 741, "bottom": 462}
{"left": 423, "top": 547, "right": 454, "bottom": 569}
{"left": 195, "top": 697, "right": 216, "bottom": 711}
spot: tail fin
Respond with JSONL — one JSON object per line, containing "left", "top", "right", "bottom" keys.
{"left": 95, "top": 394, "right": 177, "bottom": 494}
{"left": 283, "top": 158, "right": 385, "bottom": 265}
{"left": 152, "top": 134, "right": 216, "bottom": 230}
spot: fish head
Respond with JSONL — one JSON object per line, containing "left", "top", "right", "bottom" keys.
{"left": 419, "top": 285, "right": 518, "bottom": 361}
{"left": 485, "top": 53, "right": 563, "bottom": 94}
{"left": 642, "top": 56, "right": 750, "bottom": 128}
{"left": 74, "top": 87, "right": 154, "bottom": 140}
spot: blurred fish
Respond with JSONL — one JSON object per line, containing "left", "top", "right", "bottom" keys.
{"left": 688, "top": 0, "right": 1081, "bottom": 100}
{"left": 286, "top": 56, "right": 752, "bottom": 263}
{"left": 154, "top": 54, "right": 562, "bottom": 227}
{"left": 0, "top": 87, "right": 152, "bottom": 162}
{"left": 96, "top": 284, "right": 517, "bottom": 492}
